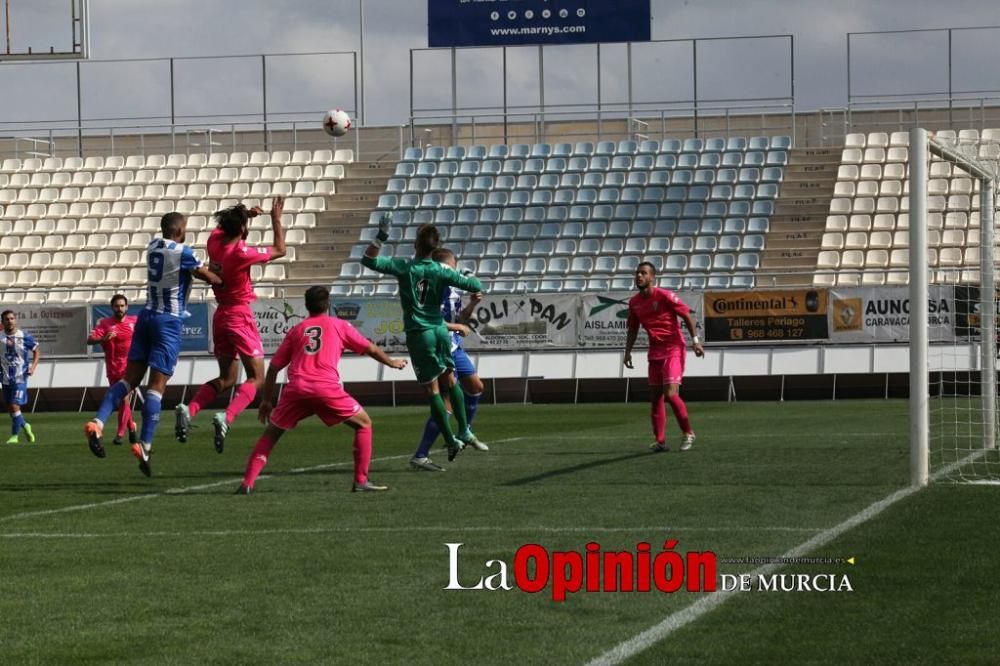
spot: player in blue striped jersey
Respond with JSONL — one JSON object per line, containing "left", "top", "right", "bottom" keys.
{"left": 1, "top": 310, "right": 39, "bottom": 445}
{"left": 85, "top": 212, "right": 221, "bottom": 476}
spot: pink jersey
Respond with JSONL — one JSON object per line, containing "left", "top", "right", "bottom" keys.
{"left": 207, "top": 228, "right": 273, "bottom": 307}
{"left": 271, "top": 314, "right": 371, "bottom": 395}
{"left": 627, "top": 287, "right": 691, "bottom": 358}
{"left": 90, "top": 315, "right": 138, "bottom": 379}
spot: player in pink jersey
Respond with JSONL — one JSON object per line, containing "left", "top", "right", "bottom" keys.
{"left": 235, "top": 286, "right": 408, "bottom": 494}
{"left": 86, "top": 294, "right": 139, "bottom": 447}
{"left": 176, "top": 196, "right": 286, "bottom": 454}
{"left": 624, "top": 262, "right": 704, "bottom": 452}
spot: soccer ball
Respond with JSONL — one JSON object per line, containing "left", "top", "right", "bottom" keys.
{"left": 322, "top": 109, "right": 352, "bottom": 137}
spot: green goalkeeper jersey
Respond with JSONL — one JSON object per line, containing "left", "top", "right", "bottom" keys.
{"left": 361, "top": 255, "right": 483, "bottom": 332}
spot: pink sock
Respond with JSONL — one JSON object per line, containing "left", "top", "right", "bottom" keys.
{"left": 353, "top": 426, "right": 373, "bottom": 484}
{"left": 667, "top": 394, "right": 692, "bottom": 434}
{"left": 243, "top": 431, "right": 278, "bottom": 488}
{"left": 225, "top": 383, "right": 257, "bottom": 424}
{"left": 188, "top": 383, "right": 218, "bottom": 419}
{"left": 117, "top": 393, "right": 132, "bottom": 437}
{"left": 651, "top": 395, "right": 666, "bottom": 444}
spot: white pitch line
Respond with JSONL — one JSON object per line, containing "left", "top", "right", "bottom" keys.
{"left": 0, "top": 524, "right": 822, "bottom": 540}
{"left": 584, "top": 449, "right": 990, "bottom": 666}
{"left": 0, "top": 437, "right": 526, "bottom": 524}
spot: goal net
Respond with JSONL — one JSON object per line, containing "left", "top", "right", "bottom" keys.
{"left": 911, "top": 128, "right": 1000, "bottom": 484}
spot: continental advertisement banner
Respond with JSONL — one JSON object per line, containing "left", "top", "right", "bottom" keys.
{"left": 828, "top": 287, "right": 957, "bottom": 343}
{"left": 703, "top": 290, "right": 829, "bottom": 342}
{"left": 577, "top": 291, "right": 703, "bottom": 348}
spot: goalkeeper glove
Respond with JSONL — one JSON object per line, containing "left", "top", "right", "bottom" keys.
{"left": 376, "top": 212, "right": 393, "bottom": 242}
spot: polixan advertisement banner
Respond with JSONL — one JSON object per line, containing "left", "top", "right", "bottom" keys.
{"left": 462, "top": 293, "right": 578, "bottom": 350}
{"left": 827, "top": 286, "right": 958, "bottom": 343}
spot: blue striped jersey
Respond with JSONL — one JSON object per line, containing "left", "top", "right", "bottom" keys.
{"left": 441, "top": 285, "right": 464, "bottom": 352}
{"left": 144, "top": 238, "right": 203, "bottom": 317}
{"left": 2, "top": 330, "right": 38, "bottom": 385}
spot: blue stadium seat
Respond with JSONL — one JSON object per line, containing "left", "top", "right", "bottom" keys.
{"left": 654, "top": 154, "right": 677, "bottom": 169}
{"left": 614, "top": 204, "right": 637, "bottom": 220}
{"left": 531, "top": 190, "right": 553, "bottom": 206}
{"left": 510, "top": 144, "right": 531, "bottom": 159}
{"left": 659, "top": 139, "right": 682, "bottom": 154}
{"left": 468, "top": 145, "right": 487, "bottom": 159}
{"left": 530, "top": 240, "right": 554, "bottom": 256}
{"left": 531, "top": 144, "right": 552, "bottom": 158}
{"left": 488, "top": 145, "right": 508, "bottom": 159}
{"left": 638, "top": 140, "right": 659, "bottom": 154}
{"left": 552, "top": 143, "right": 573, "bottom": 158}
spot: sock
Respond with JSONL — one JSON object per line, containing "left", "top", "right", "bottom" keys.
{"left": 225, "top": 383, "right": 257, "bottom": 424}
{"left": 11, "top": 411, "right": 25, "bottom": 436}
{"left": 448, "top": 382, "right": 469, "bottom": 434}
{"left": 464, "top": 392, "right": 482, "bottom": 427}
{"left": 140, "top": 390, "right": 163, "bottom": 446}
{"left": 353, "top": 426, "right": 373, "bottom": 484}
{"left": 96, "top": 379, "right": 132, "bottom": 425}
{"left": 651, "top": 395, "right": 666, "bottom": 444}
{"left": 242, "top": 431, "right": 278, "bottom": 488}
{"left": 187, "top": 383, "right": 218, "bottom": 419}
{"left": 117, "top": 393, "right": 132, "bottom": 437}
{"left": 666, "top": 394, "right": 692, "bottom": 435}
{"left": 429, "top": 393, "right": 458, "bottom": 446}
{"left": 415, "top": 415, "right": 442, "bottom": 459}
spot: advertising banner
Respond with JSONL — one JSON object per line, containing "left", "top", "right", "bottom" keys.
{"left": 577, "top": 291, "right": 703, "bottom": 348}
{"left": 330, "top": 298, "right": 408, "bottom": 353}
{"left": 463, "top": 293, "right": 578, "bottom": 350}
{"left": 250, "top": 299, "right": 309, "bottom": 354}
{"left": 828, "top": 286, "right": 957, "bottom": 343}
{"left": 703, "top": 289, "right": 829, "bottom": 342}
{"left": 2, "top": 305, "right": 89, "bottom": 356}
{"left": 428, "top": 0, "right": 651, "bottom": 48}
{"left": 91, "top": 303, "right": 210, "bottom": 353}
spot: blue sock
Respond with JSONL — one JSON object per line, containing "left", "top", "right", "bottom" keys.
{"left": 464, "top": 392, "right": 482, "bottom": 428}
{"left": 96, "top": 380, "right": 131, "bottom": 425}
{"left": 11, "top": 412, "right": 25, "bottom": 435}
{"left": 415, "top": 415, "right": 442, "bottom": 459}
{"left": 140, "top": 390, "right": 162, "bottom": 445}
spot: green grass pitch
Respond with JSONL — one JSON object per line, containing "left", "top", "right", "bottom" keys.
{"left": 0, "top": 400, "right": 997, "bottom": 664}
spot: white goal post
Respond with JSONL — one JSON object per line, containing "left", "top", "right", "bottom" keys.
{"left": 909, "top": 127, "right": 999, "bottom": 486}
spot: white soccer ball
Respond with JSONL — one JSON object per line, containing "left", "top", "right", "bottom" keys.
{"left": 322, "top": 109, "right": 352, "bottom": 137}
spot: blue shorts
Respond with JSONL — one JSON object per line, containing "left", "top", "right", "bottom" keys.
{"left": 128, "top": 309, "right": 184, "bottom": 377}
{"left": 2, "top": 382, "right": 28, "bottom": 407}
{"left": 452, "top": 347, "right": 477, "bottom": 379}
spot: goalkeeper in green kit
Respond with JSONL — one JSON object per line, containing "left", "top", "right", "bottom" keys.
{"left": 361, "top": 213, "right": 487, "bottom": 460}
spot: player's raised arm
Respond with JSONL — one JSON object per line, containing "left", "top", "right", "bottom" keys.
{"left": 266, "top": 195, "right": 287, "bottom": 260}
{"left": 363, "top": 212, "right": 393, "bottom": 259}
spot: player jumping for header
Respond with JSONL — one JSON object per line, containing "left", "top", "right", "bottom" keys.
{"left": 84, "top": 212, "right": 221, "bottom": 476}
{"left": 236, "top": 286, "right": 408, "bottom": 494}
{"left": 624, "top": 262, "right": 704, "bottom": 452}
{"left": 361, "top": 215, "right": 486, "bottom": 461}
{"left": 175, "top": 196, "right": 286, "bottom": 453}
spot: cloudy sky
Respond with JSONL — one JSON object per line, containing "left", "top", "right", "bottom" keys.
{"left": 2, "top": 0, "right": 1000, "bottom": 130}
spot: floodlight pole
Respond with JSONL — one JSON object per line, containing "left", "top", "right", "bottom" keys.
{"left": 909, "top": 127, "right": 929, "bottom": 487}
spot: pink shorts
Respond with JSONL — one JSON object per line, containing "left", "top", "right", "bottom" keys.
{"left": 213, "top": 305, "right": 264, "bottom": 359}
{"left": 648, "top": 347, "right": 686, "bottom": 386}
{"left": 269, "top": 385, "right": 363, "bottom": 430}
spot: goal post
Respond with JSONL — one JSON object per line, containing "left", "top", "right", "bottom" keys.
{"left": 910, "top": 127, "right": 1000, "bottom": 486}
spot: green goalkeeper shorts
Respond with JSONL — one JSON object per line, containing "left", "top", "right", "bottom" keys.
{"left": 406, "top": 325, "right": 455, "bottom": 384}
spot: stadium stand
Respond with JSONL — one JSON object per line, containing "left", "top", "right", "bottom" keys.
{"left": 0, "top": 149, "right": 353, "bottom": 303}
{"left": 815, "top": 130, "right": 1000, "bottom": 287}
{"left": 338, "top": 136, "right": 791, "bottom": 296}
